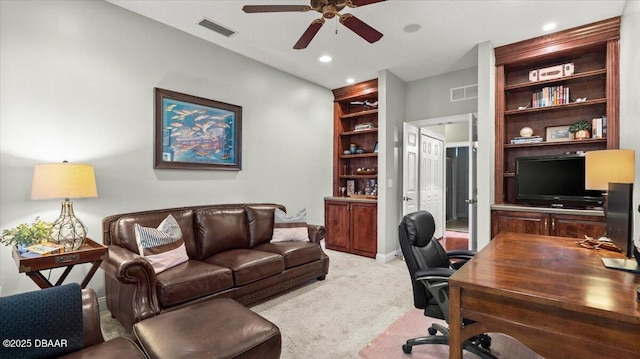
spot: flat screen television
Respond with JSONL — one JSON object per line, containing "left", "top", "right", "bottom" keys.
{"left": 515, "top": 154, "right": 603, "bottom": 208}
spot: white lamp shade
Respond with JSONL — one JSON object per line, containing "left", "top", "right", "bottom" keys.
{"left": 584, "top": 149, "right": 635, "bottom": 191}
{"left": 31, "top": 163, "right": 98, "bottom": 200}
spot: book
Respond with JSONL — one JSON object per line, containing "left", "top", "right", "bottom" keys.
{"left": 25, "top": 242, "right": 64, "bottom": 255}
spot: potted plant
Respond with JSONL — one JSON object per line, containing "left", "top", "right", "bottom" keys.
{"left": 1, "top": 217, "right": 53, "bottom": 251}
{"left": 569, "top": 120, "right": 592, "bottom": 140}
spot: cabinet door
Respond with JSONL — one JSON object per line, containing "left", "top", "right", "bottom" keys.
{"left": 550, "top": 214, "right": 606, "bottom": 239}
{"left": 350, "top": 202, "right": 377, "bottom": 258}
{"left": 325, "top": 201, "right": 350, "bottom": 252}
{"left": 491, "top": 210, "right": 548, "bottom": 238}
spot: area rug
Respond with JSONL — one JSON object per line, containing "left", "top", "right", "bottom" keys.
{"left": 359, "top": 308, "right": 544, "bottom": 359}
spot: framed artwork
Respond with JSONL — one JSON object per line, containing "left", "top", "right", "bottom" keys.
{"left": 155, "top": 88, "right": 242, "bottom": 170}
{"left": 545, "top": 125, "right": 571, "bottom": 142}
{"left": 346, "top": 180, "right": 355, "bottom": 197}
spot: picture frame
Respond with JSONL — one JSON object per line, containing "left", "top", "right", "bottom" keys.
{"left": 346, "top": 180, "right": 355, "bottom": 197}
{"left": 373, "top": 141, "right": 379, "bottom": 153}
{"left": 155, "top": 88, "right": 242, "bottom": 170}
{"left": 545, "top": 125, "right": 572, "bottom": 142}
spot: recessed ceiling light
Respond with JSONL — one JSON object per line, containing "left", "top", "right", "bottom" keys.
{"left": 346, "top": 78, "right": 355, "bottom": 84}
{"left": 543, "top": 22, "right": 556, "bottom": 32}
{"left": 403, "top": 24, "right": 421, "bottom": 33}
{"left": 319, "top": 55, "right": 332, "bottom": 63}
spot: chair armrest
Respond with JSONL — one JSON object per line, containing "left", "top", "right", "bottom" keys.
{"left": 307, "top": 224, "right": 326, "bottom": 245}
{"left": 415, "top": 267, "right": 455, "bottom": 280}
{"left": 81, "top": 288, "right": 105, "bottom": 347}
{"left": 446, "top": 249, "right": 476, "bottom": 259}
{"left": 101, "top": 245, "right": 160, "bottom": 321}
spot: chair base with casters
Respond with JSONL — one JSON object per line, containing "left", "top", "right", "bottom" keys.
{"left": 398, "top": 211, "right": 497, "bottom": 359}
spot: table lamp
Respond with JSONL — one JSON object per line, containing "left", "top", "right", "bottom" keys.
{"left": 585, "top": 149, "right": 638, "bottom": 272}
{"left": 31, "top": 161, "right": 97, "bottom": 251}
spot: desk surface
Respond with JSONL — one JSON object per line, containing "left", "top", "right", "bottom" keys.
{"left": 448, "top": 232, "right": 640, "bottom": 359}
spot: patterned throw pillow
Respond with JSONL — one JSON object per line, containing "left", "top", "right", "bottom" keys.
{"left": 134, "top": 214, "right": 189, "bottom": 273}
{"left": 271, "top": 208, "right": 309, "bottom": 243}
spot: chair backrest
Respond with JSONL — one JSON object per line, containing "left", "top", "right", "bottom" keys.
{"left": 398, "top": 211, "right": 451, "bottom": 309}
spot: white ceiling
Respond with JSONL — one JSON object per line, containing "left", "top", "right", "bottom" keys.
{"left": 107, "top": 0, "right": 627, "bottom": 90}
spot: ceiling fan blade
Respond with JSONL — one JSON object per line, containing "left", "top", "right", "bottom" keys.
{"left": 242, "top": 5, "right": 311, "bottom": 13}
{"left": 293, "top": 19, "right": 325, "bottom": 50}
{"left": 348, "top": 0, "right": 387, "bottom": 7}
{"left": 339, "top": 14, "right": 383, "bottom": 44}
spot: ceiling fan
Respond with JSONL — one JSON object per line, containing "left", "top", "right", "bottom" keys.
{"left": 242, "top": 0, "right": 386, "bottom": 49}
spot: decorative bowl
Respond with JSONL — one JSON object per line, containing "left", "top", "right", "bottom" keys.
{"left": 355, "top": 168, "right": 377, "bottom": 175}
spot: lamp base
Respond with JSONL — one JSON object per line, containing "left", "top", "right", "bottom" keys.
{"left": 50, "top": 201, "right": 87, "bottom": 251}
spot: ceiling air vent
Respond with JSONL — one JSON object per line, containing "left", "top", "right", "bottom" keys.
{"left": 450, "top": 84, "right": 478, "bottom": 102}
{"left": 198, "top": 18, "right": 236, "bottom": 37}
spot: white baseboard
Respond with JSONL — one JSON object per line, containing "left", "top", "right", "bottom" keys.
{"left": 376, "top": 250, "right": 399, "bottom": 263}
{"left": 98, "top": 296, "right": 107, "bottom": 312}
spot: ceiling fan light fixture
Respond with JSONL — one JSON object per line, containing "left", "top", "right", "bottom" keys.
{"left": 319, "top": 55, "right": 333, "bottom": 63}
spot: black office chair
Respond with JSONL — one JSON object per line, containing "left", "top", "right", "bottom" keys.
{"left": 398, "top": 211, "right": 496, "bottom": 358}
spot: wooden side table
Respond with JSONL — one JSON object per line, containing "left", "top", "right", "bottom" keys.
{"left": 12, "top": 238, "right": 107, "bottom": 289}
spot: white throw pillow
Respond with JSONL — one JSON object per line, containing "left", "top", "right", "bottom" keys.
{"left": 271, "top": 208, "right": 309, "bottom": 243}
{"left": 134, "top": 214, "right": 189, "bottom": 273}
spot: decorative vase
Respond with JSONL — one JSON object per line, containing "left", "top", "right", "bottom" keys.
{"left": 574, "top": 130, "right": 590, "bottom": 140}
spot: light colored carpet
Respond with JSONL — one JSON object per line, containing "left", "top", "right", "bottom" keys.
{"left": 359, "top": 308, "right": 544, "bottom": 359}
{"left": 100, "top": 248, "right": 542, "bottom": 358}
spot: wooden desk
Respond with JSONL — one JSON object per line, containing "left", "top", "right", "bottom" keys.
{"left": 12, "top": 238, "right": 107, "bottom": 289}
{"left": 449, "top": 232, "right": 640, "bottom": 359}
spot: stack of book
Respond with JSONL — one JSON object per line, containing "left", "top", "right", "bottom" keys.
{"left": 591, "top": 116, "right": 607, "bottom": 139}
{"left": 531, "top": 86, "right": 570, "bottom": 108}
{"left": 510, "top": 135, "right": 543, "bottom": 144}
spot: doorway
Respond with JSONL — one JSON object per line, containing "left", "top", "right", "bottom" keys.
{"left": 403, "top": 113, "right": 477, "bottom": 250}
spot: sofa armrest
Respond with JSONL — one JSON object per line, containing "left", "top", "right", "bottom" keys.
{"left": 307, "top": 224, "right": 326, "bottom": 245}
{"left": 101, "top": 245, "right": 160, "bottom": 322}
{"left": 81, "top": 289, "right": 105, "bottom": 347}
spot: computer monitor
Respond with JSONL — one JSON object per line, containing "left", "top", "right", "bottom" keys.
{"left": 601, "top": 183, "right": 639, "bottom": 273}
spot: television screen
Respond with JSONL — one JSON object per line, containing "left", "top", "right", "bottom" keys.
{"left": 515, "top": 155, "right": 603, "bottom": 208}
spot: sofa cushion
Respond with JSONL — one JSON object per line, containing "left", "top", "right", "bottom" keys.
{"left": 246, "top": 205, "right": 278, "bottom": 247}
{"left": 155, "top": 260, "right": 233, "bottom": 307}
{"left": 271, "top": 208, "right": 309, "bottom": 243}
{"left": 115, "top": 210, "right": 197, "bottom": 258}
{"left": 254, "top": 242, "right": 322, "bottom": 269}
{"left": 205, "top": 249, "right": 284, "bottom": 286}
{"left": 195, "top": 208, "right": 249, "bottom": 260}
{"left": 134, "top": 215, "right": 189, "bottom": 274}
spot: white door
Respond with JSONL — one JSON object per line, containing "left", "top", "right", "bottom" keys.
{"left": 402, "top": 123, "right": 419, "bottom": 216}
{"left": 467, "top": 114, "right": 478, "bottom": 250}
{"left": 420, "top": 129, "right": 446, "bottom": 239}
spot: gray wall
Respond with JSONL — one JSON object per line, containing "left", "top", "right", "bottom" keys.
{"left": 406, "top": 66, "right": 478, "bottom": 121}
{"left": 620, "top": 0, "right": 640, "bottom": 247}
{"left": 378, "top": 70, "right": 406, "bottom": 260}
{"left": 0, "top": 1, "right": 333, "bottom": 297}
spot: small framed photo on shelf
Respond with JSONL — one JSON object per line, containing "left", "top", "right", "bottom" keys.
{"left": 545, "top": 125, "right": 572, "bottom": 142}
{"left": 346, "top": 180, "right": 355, "bottom": 197}
{"left": 373, "top": 142, "right": 379, "bottom": 153}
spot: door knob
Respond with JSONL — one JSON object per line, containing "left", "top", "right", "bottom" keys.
{"left": 402, "top": 196, "right": 414, "bottom": 201}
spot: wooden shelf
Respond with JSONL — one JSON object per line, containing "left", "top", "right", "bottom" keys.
{"left": 340, "top": 153, "right": 378, "bottom": 159}
{"left": 493, "top": 17, "right": 619, "bottom": 206}
{"left": 505, "top": 69, "right": 606, "bottom": 91}
{"left": 504, "top": 98, "right": 606, "bottom": 116}
{"left": 339, "top": 108, "right": 378, "bottom": 119}
{"left": 340, "top": 128, "right": 378, "bottom": 136}
{"left": 504, "top": 138, "right": 607, "bottom": 148}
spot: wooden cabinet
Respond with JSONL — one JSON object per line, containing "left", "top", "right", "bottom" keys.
{"left": 491, "top": 210, "right": 606, "bottom": 239}
{"left": 325, "top": 199, "right": 377, "bottom": 258}
{"left": 325, "top": 79, "right": 378, "bottom": 259}
{"left": 494, "top": 17, "right": 620, "bottom": 205}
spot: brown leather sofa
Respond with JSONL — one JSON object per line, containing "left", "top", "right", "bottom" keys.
{"left": 102, "top": 203, "right": 329, "bottom": 331}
